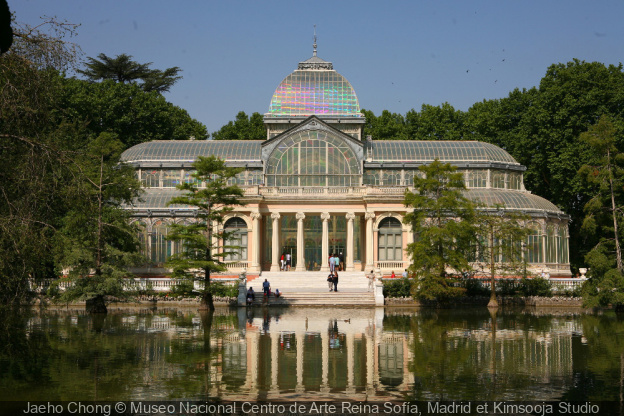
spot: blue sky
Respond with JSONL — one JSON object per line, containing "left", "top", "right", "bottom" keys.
{"left": 11, "top": 1, "right": 624, "bottom": 135}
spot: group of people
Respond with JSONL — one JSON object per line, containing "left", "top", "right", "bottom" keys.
{"left": 246, "top": 279, "right": 281, "bottom": 305}
{"left": 280, "top": 252, "right": 291, "bottom": 271}
{"left": 328, "top": 252, "right": 344, "bottom": 272}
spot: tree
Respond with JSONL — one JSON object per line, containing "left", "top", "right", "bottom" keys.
{"left": 211, "top": 111, "right": 265, "bottom": 141}
{"left": 53, "top": 133, "right": 143, "bottom": 313}
{"left": 0, "top": 17, "right": 81, "bottom": 305}
{"left": 165, "top": 156, "right": 244, "bottom": 311}
{"left": 579, "top": 115, "right": 624, "bottom": 272}
{"left": 578, "top": 116, "right": 624, "bottom": 310}
{"left": 58, "top": 78, "right": 208, "bottom": 147}
{"left": 472, "top": 206, "right": 529, "bottom": 308}
{"left": 404, "top": 160, "right": 477, "bottom": 301}
{"left": 78, "top": 53, "right": 182, "bottom": 94}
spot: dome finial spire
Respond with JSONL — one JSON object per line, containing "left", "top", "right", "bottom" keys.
{"left": 313, "top": 25, "right": 317, "bottom": 57}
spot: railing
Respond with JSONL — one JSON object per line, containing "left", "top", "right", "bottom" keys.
{"left": 31, "top": 277, "right": 239, "bottom": 293}
{"left": 458, "top": 277, "right": 586, "bottom": 292}
{"left": 253, "top": 186, "right": 409, "bottom": 198}
{"left": 377, "top": 261, "right": 407, "bottom": 270}
{"left": 224, "top": 261, "right": 248, "bottom": 270}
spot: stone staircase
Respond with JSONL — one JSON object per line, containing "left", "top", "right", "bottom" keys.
{"left": 245, "top": 271, "right": 375, "bottom": 306}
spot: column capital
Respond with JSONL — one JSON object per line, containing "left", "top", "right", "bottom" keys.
{"left": 365, "top": 212, "right": 375, "bottom": 220}
{"left": 271, "top": 212, "right": 281, "bottom": 220}
{"left": 321, "top": 212, "right": 331, "bottom": 221}
{"left": 296, "top": 212, "right": 306, "bottom": 221}
{"left": 250, "top": 211, "right": 262, "bottom": 220}
{"left": 346, "top": 212, "right": 356, "bottom": 222}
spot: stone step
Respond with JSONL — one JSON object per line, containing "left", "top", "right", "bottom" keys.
{"left": 247, "top": 291, "right": 375, "bottom": 306}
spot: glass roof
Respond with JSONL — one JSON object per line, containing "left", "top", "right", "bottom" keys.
{"left": 267, "top": 70, "right": 361, "bottom": 117}
{"left": 368, "top": 141, "right": 519, "bottom": 164}
{"left": 124, "top": 189, "right": 192, "bottom": 210}
{"left": 466, "top": 189, "right": 563, "bottom": 214}
{"left": 121, "top": 140, "right": 263, "bottom": 163}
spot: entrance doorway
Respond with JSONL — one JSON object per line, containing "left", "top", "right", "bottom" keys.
{"left": 282, "top": 237, "right": 296, "bottom": 270}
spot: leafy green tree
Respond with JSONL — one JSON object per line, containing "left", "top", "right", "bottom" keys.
{"left": 58, "top": 78, "right": 207, "bottom": 147}
{"left": 211, "top": 111, "right": 265, "bottom": 141}
{"left": 78, "top": 53, "right": 182, "bottom": 93}
{"left": 165, "top": 156, "right": 244, "bottom": 310}
{"left": 579, "top": 115, "right": 624, "bottom": 272}
{"left": 472, "top": 206, "right": 529, "bottom": 308}
{"left": 0, "top": 17, "right": 81, "bottom": 305}
{"left": 405, "top": 103, "right": 465, "bottom": 141}
{"left": 404, "top": 160, "right": 477, "bottom": 301}
{"left": 361, "top": 109, "right": 407, "bottom": 140}
{"left": 578, "top": 116, "right": 624, "bottom": 309}
{"left": 53, "top": 133, "right": 143, "bottom": 313}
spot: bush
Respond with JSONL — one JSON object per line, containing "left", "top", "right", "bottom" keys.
{"left": 383, "top": 278, "right": 412, "bottom": 298}
{"left": 462, "top": 279, "right": 490, "bottom": 297}
{"left": 519, "top": 277, "right": 552, "bottom": 297}
{"left": 170, "top": 280, "right": 196, "bottom": 297}
{"left": 208, "top": 282, "right": 238, "bottom": 298}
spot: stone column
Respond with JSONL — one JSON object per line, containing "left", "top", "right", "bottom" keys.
{"left": 320, "top": 212, "right": 330, "bottom": 272}
{"left": 296, "top": 212, "right": 306, "bottom": 271}
{"left": 346, "top": 213, "right": 356, "bottom": 271}
{"left": 296, "top": 332, "right": 304, "bottom": 392}
{"left": 321, "top": 330, "right": 329, "bottom": 392}
{"left": 346, "top": 332, "right": 355, "bottom": 393}
{"left": 365, "top": 212, "right": 375, "bottom": 271}
{"left": 270, "top": 212, "right": 281, "bottom": 271}
{"left": 251, "top": 212, "right": 261, "bottom": 272}
{"left": 270, "top": 331, "right": 279, "bottom": 393}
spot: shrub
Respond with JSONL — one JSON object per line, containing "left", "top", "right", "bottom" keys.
{"left": 462, "top": 279, "right": 490, "bottom": 297}
{"left": 208, "top": 282, "right": 238, "bottom": 298}
{"left": 383, "top": 278, "right": 412, "bottom": 298}
{"left": 519, "top": 277, "right": 552, "bottom": 297}
{"left": 170, "top": 280, "right": 196, "bottom": 297}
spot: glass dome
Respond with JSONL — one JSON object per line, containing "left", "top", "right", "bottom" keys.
{"left": 267, "top": 69, "right": 361, "bottom": 118}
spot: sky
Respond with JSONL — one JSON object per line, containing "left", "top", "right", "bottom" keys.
{"left": 10, "top": 1, "right": 624, "bottom": 135}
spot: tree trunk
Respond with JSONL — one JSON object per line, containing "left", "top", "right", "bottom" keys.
{"left": 86, "top": 295, "right": 107, "bottom": 314}
{"left": 608, "top": 150, "right": 623, "bottom": 272}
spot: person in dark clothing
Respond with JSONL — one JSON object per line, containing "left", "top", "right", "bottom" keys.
{"left": 333, "top": 271, "right": 339, "bottom": 292}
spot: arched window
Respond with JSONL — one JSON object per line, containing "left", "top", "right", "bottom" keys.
{"left": 224, "top": 217, "right": 248, "bottom": 261}
{"left": 382, "top": 170, "right": 401, "bottom": 186}
{"left": 266, "top": 130, "right": 360, "bottom": 187}
{"left": 151, "top": 221, "right": 174, "bottom": 265}
{"left": 378, "top": 217, "right": 403, "bottom": 262}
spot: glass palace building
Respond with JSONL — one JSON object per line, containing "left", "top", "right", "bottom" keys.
{"left": 121, "top": 49, "right": 571, "bottom": 276}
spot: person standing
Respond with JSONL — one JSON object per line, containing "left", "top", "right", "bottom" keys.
{"left": 285, "top": 252, "right": 291, "bottom": 271}
{"left": 334, "top": 253, "right": 340, "bottom": 272}
{"left": 332, "top": 271, "right": 339, "bottom": 292}
{"left": 339, "top": 252, "right": 345, "bottom": 271}
{"left": 262, "top": 279, "right": 271, "bottom": 300}
{"left": 280, "top": 252, "right": 285, "bottom": 271}
{"left": 327, "top": 272, "right": 334, "bottom": 292}
{"left": 329, "top": 253, "right": 335, "bottom": 273}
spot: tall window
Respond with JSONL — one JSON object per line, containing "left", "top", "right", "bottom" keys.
{"left": 558, "top": 225, "right": 569, "bottom": 264}
{"left": 546, "top": 224, "right": 557, "bottom": 263}
{"left": 491, "top": 170, "right": 506, "bottom": 189}
{"left": 382, "top": 170, "right": 401, "bottom": 186}
{"left": 466, "top": 170, "right": 486, "bottom": 188}
{"left": 378, "top": 217, "right": 403, "bottom": 262}
{"left": 151, "top": 221, "right": 173, "bottom": 265}
{"left": 162, "top": 170, "right": 182, "bottom": 187}
{"left": 266, "top": 130, "right": 360, "bottom": 187}
{"left": 224, "top": 217, "right": 248, "bottom": 261}
{"left": 509, "top": 172, "right": 522, "bottom": 190}
{"left": 526, "top": 224, "right": 543, "bottom": 264}
{"left": 142, "top": 169, "right": 160, "bottom": 188}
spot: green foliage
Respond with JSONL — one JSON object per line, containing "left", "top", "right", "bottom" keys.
{"left": 382, "top": 278, "right": 412, "bottom": 298}
{"left": 78, "top": 53, "right": 182, "bottom": 94}
{"left": 211, "top": 111, "right": 265, "bottom": 141}
{"left": 208, "top": 282, "right": 238, "bottom": 298}
{"left": 404, "top": 160, "right": 476, "bottom": 301}
{"left": 52, "top": 133, "right": 144, "bottom": 309}
{"left": 165, "top": 156, "right": 244, "bottom": 309}
{"left": 170, "top": 280, "right": 196, "bottom": 297}
{"left": 461, "top": 279, "right": 490, "bottom": 297}
{"left": 518, "top": 277, "right": 553, "bottom": 297}
{"left": 58, "top": 78, "right": 207, "bottom": 147}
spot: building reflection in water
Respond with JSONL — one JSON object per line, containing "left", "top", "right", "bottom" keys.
{"left": 18, "top": 307, "right": 591, "bottom": 402}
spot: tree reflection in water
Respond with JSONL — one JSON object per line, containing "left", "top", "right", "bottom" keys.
{"left": 0, "top": 306, "right": 623, "bottom": 403}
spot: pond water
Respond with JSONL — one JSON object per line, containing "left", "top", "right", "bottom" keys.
{"left": 0, "top": 305, "right": 622, "bottom": 406}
